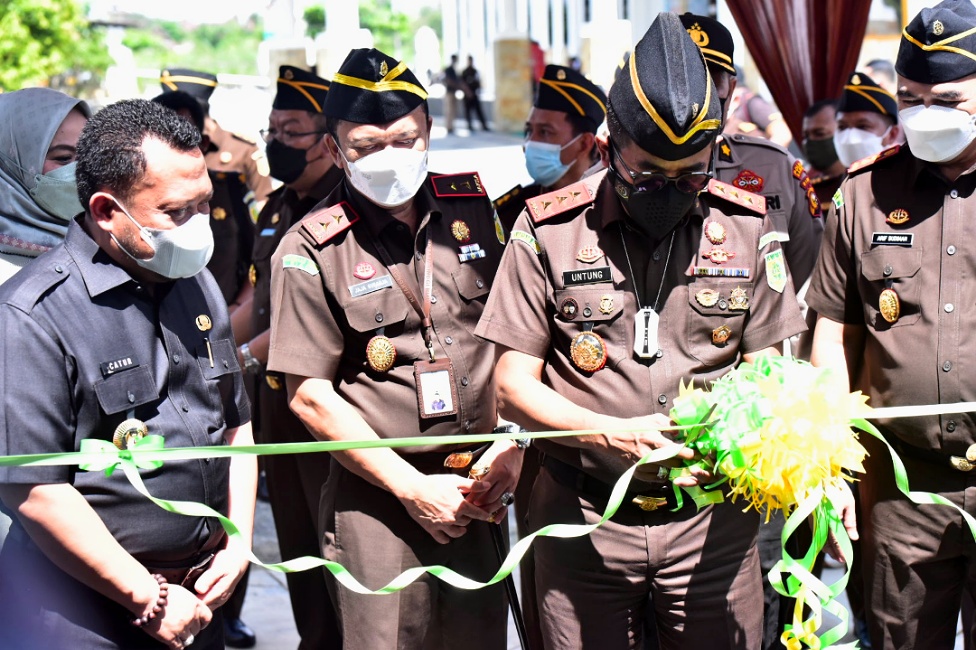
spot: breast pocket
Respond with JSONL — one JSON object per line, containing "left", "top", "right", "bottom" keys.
{"left": 196, "top": 338, "right": 241, "bottom": 415}
{"left": 687, "top": 282, "right": 750, "bottom": 366}
{"left": 345, "top": 289, "right": 411, "bottom": 340}
{"left": 453, "top": 265, "right": 491, "bottom": 303}
{"left": 859, "top": 248, "right": 922, "bottom": 329}
{"left": 93, "top": 366, "right": 161, "bottom": 443}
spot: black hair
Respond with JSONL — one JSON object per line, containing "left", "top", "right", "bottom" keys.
{"left": 151, "top": 91, "right": 205, "bottom": 133}
{"left": 325, "top": 102, "right": 430, "bottom": 143}
{"left": 804, "top": 99, "right": 838, "bottom": 119}
{"left": 76, "top": 99, "right": 201, "bottom": 209}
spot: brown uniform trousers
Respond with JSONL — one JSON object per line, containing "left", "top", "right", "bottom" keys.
{"left": 268, "top": 174, "right": 508, "bottom": 650}
{"left": 476, "top": 172, "right": 807, "bottom": 649}
{"left": 808, "top": 144, "right": 976, "bottom": 649}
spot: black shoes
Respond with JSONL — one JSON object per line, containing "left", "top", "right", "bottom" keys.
{"left": 224, "top": 617, "right": 256, "bottom": 648}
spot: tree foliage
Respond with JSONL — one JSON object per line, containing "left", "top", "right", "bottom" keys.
{"left": 123, "top": 15, "right": 264, "bottom": 77}
{"left": 302, "top": 3, "right": 442, "bottom": 59}
{"left": 0, "top": 0, "right": 110, "bottom": 92}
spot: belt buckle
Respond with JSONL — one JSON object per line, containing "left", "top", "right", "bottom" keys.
{"left": 632, "top": 495, "right": 668, "bottom": 511}
{"left": 950, "top": 456, "right": 975, "bottom": 472}
{"left": 443, "top": 451, "right": 474, "bottom": 470}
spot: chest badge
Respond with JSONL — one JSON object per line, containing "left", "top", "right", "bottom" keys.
{"left": 451, "top": 220, "right": 472, "bottom": 243}
{"left": 113, "top": 418, "right": 149, "bottom": 450}
{"left": 695, "top": 288, "right": 720, "bottom": 307}
{"left": 366, "top": 335, "right": 397, "bottom": 373}
{"left": 733, "top": 169, "right": 764, "bottom": 193}
{"left": 599, "top": 295, "right": 614, "bottom": 315}
{"left": 702, "top": 248, "right": 736, "bottom": 264}
{"left": 570, "top": 331, "right": 608, "bottom": 373}
{"left": 704, "top": 221, "right": 727, "bottom": 245}
{"left": 577, "top": 246, "right": 603, "bottom": 264}
{"left": 728, "top": 287, "right": 750, "bottom": 311}
{"left": 212, "top": 207, "right": 227, "bottom": 221}
{"left": 271, "top": 212, "right": 281, "bottom": 225}
{"left": 195, "top": 315, "right": 212, "bottom": 331}
{"left": 886, "top": 208, "right": 910, "bottom": 225}
{"left": 249, "top": 264, "right": 257, "bottom": 287}
{"left": 712, "top": 325, "right": 732, "bottom": 346}
{"left": 879, "top": 288, "right": 901, "bottom": 323}
{"left": 354, "top": 262, "right": 376, "bottom": 280}
{"left": 560, "top": 297, "right": 580, "bottom": 320}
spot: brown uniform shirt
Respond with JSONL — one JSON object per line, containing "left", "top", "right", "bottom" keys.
{"left": 207, "top": 170, "right": 254, "bottom": 304}
{"left": 205, "top": 118, "right": 273, "bottom": 212}
{"left": 807, "top": 144, "right": 976, "bottom": 455}
{"left": 475, "top": 171, "right": 806, "bottom": 486}
{"left": 267, "top": 173, "right": 505, "bottom": 450}
{"left": 715, "top": 134, "right": 824, "bottom": 286}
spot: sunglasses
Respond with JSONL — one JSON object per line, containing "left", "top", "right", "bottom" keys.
{"left": 609, "top": 141, "right": 712, "bottom": 195}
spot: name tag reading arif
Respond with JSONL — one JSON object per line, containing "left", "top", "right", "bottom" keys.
{"left": 871, "top": 232, "right": 914, "bottom": 247}
{"left": 562, "top": 266, "right": 613, "bottom": 286}
{"left": 349, "top": 275, "right": 394, "bottom": 298}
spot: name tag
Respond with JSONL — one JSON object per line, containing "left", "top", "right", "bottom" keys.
{"left": 871, "top": 232, "right": 914, "bottom": 247}
{"left": 100, "top": 355, "right": 139, "bottom": 378}
{"left": 562, "top": 266, "right": 613, "bottom": 286}
{"left": 349, "top": 275, "right": 394, "bottom": 298}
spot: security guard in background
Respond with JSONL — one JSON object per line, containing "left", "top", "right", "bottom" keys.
{"left": 160, "top": 68, "right": 273, "bottom": 221}
{"left": 230, "top": 65, "right": 343, "bottom": 650}
{"left": 809, "top": 1, "right": 976, "bottom": 647}
{"left": 477, "top": 13, "right": 806, "bottom": 648}
{"left": 268, "top": 48, "right": 512, "bottom": 649}
{"left": 493, "top": 64, "right": 607, "bottom": 232}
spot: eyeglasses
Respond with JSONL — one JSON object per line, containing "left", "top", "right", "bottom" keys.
{"left": 609, "top": 141, "right": 712, "bottom": 195}
{"left": 259, "top": 128, "right": 327, "bottom": 145}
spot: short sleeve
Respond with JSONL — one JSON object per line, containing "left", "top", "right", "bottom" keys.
{"left": 806, "top": 177, "right": 862, "bottom": 324}
{"left": 0, "top": 305, "right": 75, "bottom": 484}
{"left": 474, "top": 212, "right": 552, "bottom": 358}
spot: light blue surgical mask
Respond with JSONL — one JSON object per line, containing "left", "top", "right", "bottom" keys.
{"left": 30, "top": 161, "right": 84, "bottom": 221}
{"left": 524, "top": 134, "right": 582, "bottom": 187}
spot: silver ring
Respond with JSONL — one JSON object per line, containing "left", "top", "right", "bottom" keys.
{"left": 657, "top": 466, "right": 669, "bottom": 480}
{"left": 500, "top": 491, "right": 514, "bottom": 507}
{"left": 183, "top": 633, "right": 195, "bottom": 647}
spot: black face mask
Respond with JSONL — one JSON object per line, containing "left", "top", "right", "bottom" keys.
{"left": 610, "top": 170, "right": 697, "bottom": 238}
{"left": 267, "top": 138, "right": 310, "bottom": 184}
{"left": 802, "top": 137, "right": 839, "bottom": 172}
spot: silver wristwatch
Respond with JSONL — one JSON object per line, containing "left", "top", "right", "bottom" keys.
{"left": 493, "top": 424, "right": 531, "bottom": 450}
{"left": 240, "top": 342, "right": 261, "bottom": 374}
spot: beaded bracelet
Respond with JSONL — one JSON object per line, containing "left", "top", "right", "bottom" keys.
{"left": 132, "top": 574, "right": 169, "bottom": 627}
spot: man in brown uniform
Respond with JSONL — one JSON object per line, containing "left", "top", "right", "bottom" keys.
{"left": 267, "top": 48, "right": 513, "bottom": 649}
{"left": 476, "top": 14, "right": 806, "bottom": 649}
{"left": 493, "top": 64, "right": 607, "bottom": 232}
{"left": 160, "top": 68, "right": 273, "bottom": 220}
{"left": 230, "top": 65, "right": 343, "bottom": 650}
{"left": 808, "top": 1, "right": 976, "bottom": 647}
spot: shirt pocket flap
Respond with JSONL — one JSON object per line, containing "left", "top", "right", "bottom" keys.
{"left": 452, "top": 265, "right": 491, "bottom": 301}
{"left": 688, "top": 282, "right": 753, "bottom": 316}
{"left": 861, "top": 248, "right": 922, "bottom": 281}
{"left": 197, "top": 338, "right": 240, "bottom": 379}
{"left": 552, "top": 288, "right": 625, "bottom": 323}
{"left": 94, "top": 366, "right": 159, "bottom": 415}
{"left": 345, "top": 290, "right": 411, "bottom": 333}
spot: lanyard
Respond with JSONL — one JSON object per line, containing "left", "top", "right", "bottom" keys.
{"left": 370, "top": 228, "right": 437, "bottom": 360}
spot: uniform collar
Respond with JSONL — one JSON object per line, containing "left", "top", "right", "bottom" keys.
{"left": 63, "top": 217, "right": 145, "bottom": 298}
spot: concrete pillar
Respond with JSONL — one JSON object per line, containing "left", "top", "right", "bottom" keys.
{"left": 492, "top": 37, "right": 533, "bottom": 133}
{"left": 579, "top": 18, "right": 631, "bottom": 91}
{"left": 551, "top": 0, "right": 566, "bottom": 64}
{"left": 313, "top": 0, "right": 371, "bottom": 79}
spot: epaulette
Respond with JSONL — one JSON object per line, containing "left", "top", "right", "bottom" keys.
{"left": 230, "top": 131, "right": 258, "bottom": 146}
{"left": 847, "top": 144, "right": 901, "bottom": 175}
{"left": 704, "top": 178, "right": 766, "bottom": 215}
{"left": 3, "top": 259, "right": 71, "bottom": 314}
{"left": 300, "top": 202, "right": 359, "bottom": 246}
{"left": 728, "top": 133, "right": 789, "bottom": 156}
{"left": 525, "top": 181, "right": 595, "bottom": 223}
{"left": 431, "top": 172, "right": 487, "bottom": 198}
{"left": 492, "top": 185, "right": 523, "bottom": 210}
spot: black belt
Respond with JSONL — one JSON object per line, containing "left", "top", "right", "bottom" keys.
{"left": 542, "top": 455, "right": 684, "bottom": 513}
{"left": 887, "top": 435, "right": 976, "bottom": 473}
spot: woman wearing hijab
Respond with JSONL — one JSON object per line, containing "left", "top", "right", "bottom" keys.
{"left": 0, "top": 87, "right": 92, "bottom": 282}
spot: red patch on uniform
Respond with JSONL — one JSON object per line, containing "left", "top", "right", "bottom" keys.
{"left": 792, "top": 160, "right": 805, "bottom": 180}
{"left": 806, "top": 188, "right": 820, "bottom": 217}
{"left": 354, "top": 262, "right": 376, "bottom": 280}
{"left": 733, "top": 169, "right": 764, "bottom": 193}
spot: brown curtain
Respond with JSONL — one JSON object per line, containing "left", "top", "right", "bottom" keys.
{"left": 725, "top": 0, "right": 873, "bottom": 143}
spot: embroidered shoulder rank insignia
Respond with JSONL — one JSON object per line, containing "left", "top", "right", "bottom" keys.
{"left": 431, "top": 172, "right": 487, "bottom": 197}
{"left": 301, "top": 202, "right": 359, "bottom": 246}
{"left": 492, "top": 185, "right": 523, "bottom": 210}
{"left": 525, "top": 181, "right": 595, "bottom": 223}
{"left": 719, "top": 141, "right": 734, "bottom": 163}
{"left": 848, "top": 144, "right": 901, "bottom": 175}
{"left": 704, "top": 179, "right": 766, "bottom": 215}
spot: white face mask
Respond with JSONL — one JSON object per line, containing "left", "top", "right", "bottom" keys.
{"left": 342, "top": 146, "right": 429, "bottom": 208}
{"left": 110, "top": 198, "right": 214, "bottom": 279}
{"left": 30, "top": 161, "right": 84, "bottom": 221}
{"left": 900, "top": 104, "right": 976, "bottom": 164}
{"left": 835, "top": 127, "right": 890, "bottom": 168}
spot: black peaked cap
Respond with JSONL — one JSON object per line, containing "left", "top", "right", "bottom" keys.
{"left": 897, "top": 0, "right": 976, "bottom": 83}
{"left": 679, "top": 13, "right": 736, "bottom": 75}
{"left": 609, "top": 12, "right": 722, "bottom": 160}
{"left": 324, "top": 48, "right": 428, "bottom": 124}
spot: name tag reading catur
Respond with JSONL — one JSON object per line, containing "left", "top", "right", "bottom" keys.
{"left": 634, "top": 307, "right": 659, "bottom": 359}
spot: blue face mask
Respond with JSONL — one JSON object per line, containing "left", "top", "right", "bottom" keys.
{"left": 524, "top": 134, "right": 582, "bottom": 187}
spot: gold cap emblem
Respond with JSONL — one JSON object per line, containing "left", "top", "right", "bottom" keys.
{"left": 366, "top": 335, "right": 397, "bottom": 373}
{"left": 284, "top": 69, "right": 294, "bottom": 80}
{"left": 687, "top": 23, "right": 709, "bottom": 47}
{"left": 933, "top": 20, "right": 945, "bottom": 36}
{"left": 851, "top": 74, "right": 861, "bottom": 85}
{"left": 879, "top": 288, "right": 900, "bottom": 323}
{"left": 379, "top": 60, "right": 389, "bottom": 76}
{"left": 557, "top": 69, "right": 566, "bottom": 80}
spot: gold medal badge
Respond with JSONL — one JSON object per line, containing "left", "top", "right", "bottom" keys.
{"left": 113, "top": 418, "right": 149, "bottom": 450}
{"left": 577, "top": 246, "right": 603, "bottom": 264}
{"left": 570, "top": 331, "right": 608, "bottom": 373}
{"left": 695, "top": 288, "right": 720, "bottom": 308}
{"left": 886, "top": 209, "right": 909, "bottom": 225}
{"left": 879, "top": 288, "right": 900, "bottom": 323}
{"left": 728, "top": 287, "right": 749, "bottom": 311}
{"left": 249, "top": 264, "right": 257, "bottom": 287}
{"left": 702, "top": 248, "right": 736, "bottom": 264}
{"left": 599, "top": 295, "right": 614, "bottom": 315}
{"left": 366, "top": 335, "right": 397, "bottom": 372}
{"left": 712, "top": 325, "right": 732, "bottom": 345}
{"left": 704, "top": 221, "right": 727, "bottom": 245}
{"left": 450, "top": 220, "right": 472, "bottom": 243}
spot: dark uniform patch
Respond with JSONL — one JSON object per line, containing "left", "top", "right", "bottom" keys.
{"left": 431, "top": 172, "right": 486, "bottom": 198}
